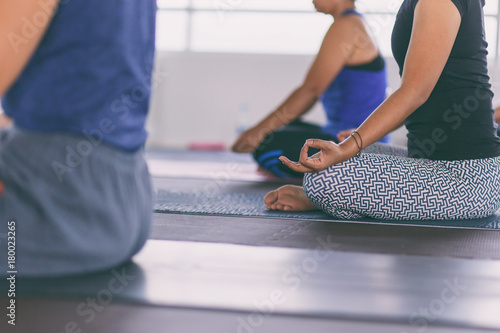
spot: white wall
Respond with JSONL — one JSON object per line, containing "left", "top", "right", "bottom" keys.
{"left": 145, "top": 51, "right": 408, "bottom": 149}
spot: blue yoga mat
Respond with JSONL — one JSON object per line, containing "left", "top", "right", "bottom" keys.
{"left": 154, "top": 190, "right": 500, "bottom": 230}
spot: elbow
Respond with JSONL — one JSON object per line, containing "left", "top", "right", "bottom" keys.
{"left": 0, "top": 76, "right": 15, "bottom": 98}
{"left": 413, "top": 93, "right": 431, "bottom": 110}
{"left": 298, "top": 84, "right": 323, "bottom": 99}
{"left": 0, "top": 81, "right": 8, "bottom": 99}
{"left": 399, "top": 85, "right": 433, "bottom": 110}
{"left": 416, "top": 88, "right": 432, "bottom": 107}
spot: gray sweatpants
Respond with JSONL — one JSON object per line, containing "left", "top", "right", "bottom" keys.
{"left": 0, "top": 127, "right": 152, "bottom": 277}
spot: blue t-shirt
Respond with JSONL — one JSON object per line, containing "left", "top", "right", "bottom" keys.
{"left": 2, "top": 0, "right": 157, "bottom": 152}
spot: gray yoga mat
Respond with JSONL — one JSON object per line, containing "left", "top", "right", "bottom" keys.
{"left": 154, "top": 189, "right": 500, "bottom": 230}
{"left": 154, "top": 190, "right": 331, "bottom": 220}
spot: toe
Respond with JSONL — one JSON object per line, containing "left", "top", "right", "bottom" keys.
{"left": 264, "top": 190, "right": 278, "bottom": 205}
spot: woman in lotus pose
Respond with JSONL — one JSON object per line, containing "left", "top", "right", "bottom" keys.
{"left": 232, "top": 0, "right": 389, "bottom": 178}
{"left": 265, "top": 0, "right": 500, "bottom": 220}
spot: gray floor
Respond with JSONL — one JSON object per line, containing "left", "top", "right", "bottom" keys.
{"left": 151, "top": 213, "right": 500, "bottom": 259}
{"left": 5, "top": 150, "right": 500, "bottom": 333}
{"left": 5, "top": 299, "right": 491, "bottom": 333}
{"left": 6, "top": 240, "right": 500, "bottom": 332}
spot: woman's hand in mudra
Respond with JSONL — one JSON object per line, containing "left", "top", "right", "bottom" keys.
{"left": 279, "top": 139, "right": 341, "bottom": 173}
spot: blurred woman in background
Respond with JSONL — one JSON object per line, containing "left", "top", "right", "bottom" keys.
{"left": 232, "top": 0, "right": 389, "bottom": 178}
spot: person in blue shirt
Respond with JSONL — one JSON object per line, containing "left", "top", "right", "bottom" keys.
{"left": 232, "top": 0, "right": 388, "bottom": 178}
{"left": 0, "top": 0, "right": 156, "bottom": 276}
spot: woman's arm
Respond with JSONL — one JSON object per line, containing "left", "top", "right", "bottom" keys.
{"left": 0, "top": 114, "right": 12, "bottom": 128}
{"left": 0, "top": 0, "right": 59, "bottom": 97}
{"left": 494, "top": 106, "right": 500, "bottom": 123}
{"left": 232, "top": 16, "right": 365, "bottom": 153}
{"left": 282, "top": 0, "right": 462, "bottom": 173}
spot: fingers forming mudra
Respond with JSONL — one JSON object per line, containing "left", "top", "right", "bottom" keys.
{"left": 280, "top": 139, "right": 339, "bottom": 174}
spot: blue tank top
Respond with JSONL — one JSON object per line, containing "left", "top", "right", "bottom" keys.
{"left": 320, "top": 10, "right": 389, "bottom": 143}
{"left": 1, "top": 0, "right": 156, "bottom": 152}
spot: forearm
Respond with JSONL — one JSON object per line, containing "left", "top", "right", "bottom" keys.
{"left": 494, "top": 106, "right": 500, "bottom": 123}
{"left": 0, "top": 0, "right": 59, "bottom": 96}
{"left": 254, "top": 86, "right": 318, "bottom": 133}
{"left": 232, "top": 86, "right": 318, "bottom": 153}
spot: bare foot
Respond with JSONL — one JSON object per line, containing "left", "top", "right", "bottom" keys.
{"left": 264, "top": 185, "right": 318, "bottom": 211}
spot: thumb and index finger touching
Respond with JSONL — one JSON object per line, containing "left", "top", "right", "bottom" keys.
{"left": 279, "top": 138, "right": 333, "bottom": 173}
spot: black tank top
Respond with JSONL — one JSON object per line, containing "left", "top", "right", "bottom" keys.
{"left": 392, "top": 0, "right": 500, "bottom": 160}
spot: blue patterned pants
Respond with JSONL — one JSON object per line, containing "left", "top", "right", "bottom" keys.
{"left": 303, "top": 143, "right": 500, "bottom": 220}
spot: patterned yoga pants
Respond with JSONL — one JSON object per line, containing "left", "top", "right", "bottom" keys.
{"left": 303, "top": 143, "right": 500, "bottom": 220}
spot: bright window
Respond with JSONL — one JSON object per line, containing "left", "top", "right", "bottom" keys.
{"left": 156, "top": 0, "right": 500, "bottom": 57}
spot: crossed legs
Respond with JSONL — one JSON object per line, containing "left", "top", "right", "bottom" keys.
{"left": 265, "top": 143, "right": 407, "bottom": 212}
{"left": 266, "top": 143, "right": 500, "bottom": 221}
